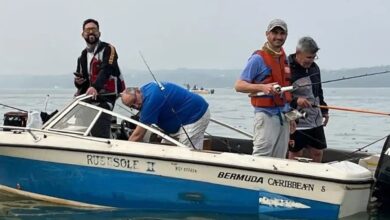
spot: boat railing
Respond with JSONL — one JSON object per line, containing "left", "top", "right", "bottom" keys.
{"left": 41, "top": 95, "right": 188, "bottom": 148}
{"left": 0, "top": 125, "right": 112, "bottom": 144}
{"left": 209, "top": 118, "right": 253, "bottom": 139}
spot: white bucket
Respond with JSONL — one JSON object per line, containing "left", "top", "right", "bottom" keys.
{"left": 26, "top": 111, "right": 43, "bottom": 129}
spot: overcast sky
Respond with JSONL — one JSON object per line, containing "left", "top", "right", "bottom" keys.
{"left": 1, "top": 0, "right": 390, "bottom": 75}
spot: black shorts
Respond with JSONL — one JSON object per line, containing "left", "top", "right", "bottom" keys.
{"left": 289, "top": 126, "right": 327, "bottom": 152}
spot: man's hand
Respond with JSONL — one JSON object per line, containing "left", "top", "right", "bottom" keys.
{"left": 86, "top": 87, "right": 98, "bottom": 100}
{"left": 289, "top": 120, "right": 296, "bottom": 134}
{"left": 297, "top": 97, "right": 311, "bottom": 108}
{"left": 262, "top": 83, "right": 280, "bottom": 95}
{"left": 323, "top": 114, "right": 329, "bottom": 127}
{"left": 74, "top": 76, "right": 86, "bottom": 85}
{"left": 129, "top": 126, "right": 147, "bottom": 142}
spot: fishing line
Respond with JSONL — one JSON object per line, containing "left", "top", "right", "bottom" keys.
{"left": 116, "top": 103, "right": 137, "bottom": 117}
{"left": 139, "top": 51, "right": 197, "bottom": 150}
{"left": 292, "top": 130, "right": 389, "bottom": 163}
{"left": 294, "top": 129, "right": 327, "bottom": 146}
{"left": 344, "top": 134, "right": 389, "bottom": 161}
{"left": 204, "top": 131, "right": 243, "bottom": 154}
{"left": 0, "top": 103, "right": 28, "bottom": 112}
{"left": 252, "top": 69, "right": 390, "bottom": 97}
{"left": 300, "top": 69, "right": 390, "bottom": 88}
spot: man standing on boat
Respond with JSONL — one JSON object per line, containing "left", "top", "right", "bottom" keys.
{"left": 288, "top": 37, "right": 329, "bottom": 162}
{"left": 120, "top": 82, "right": 210, "bottom": 150}
{"left": 234, "top": 19, "right": 295, "bottom": 158}
{"left": 73, "top": 18, "right": 125, "bottom": 138}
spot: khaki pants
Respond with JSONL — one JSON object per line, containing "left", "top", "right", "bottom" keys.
{"left": 252, "top": 112, "right": 289, "bottom": 158}
{"left": 169, "top": 108, "right": 210, "bottom": 150}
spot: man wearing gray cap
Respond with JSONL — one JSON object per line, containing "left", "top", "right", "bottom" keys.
{"left": 234, "top": 18, "right": 295, "bottom": 158}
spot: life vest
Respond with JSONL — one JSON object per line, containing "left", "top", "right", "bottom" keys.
{"left": 250, "top": 50, "right": 292, "bottom": 107}
{"left": 89, "top": 45, "right": 126, "bottom": 94}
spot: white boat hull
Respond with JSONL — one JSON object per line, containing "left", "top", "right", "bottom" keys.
{"left": 0, "top": 132, "right": 372, "bottom": 219}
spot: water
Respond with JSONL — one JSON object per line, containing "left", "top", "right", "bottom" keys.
{"left": 1, "top": 87, "right": 390, "bottom": 219}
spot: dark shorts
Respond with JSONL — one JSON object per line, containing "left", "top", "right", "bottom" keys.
{"left": 289, "top": 126, "right": 327, "bottom": 152}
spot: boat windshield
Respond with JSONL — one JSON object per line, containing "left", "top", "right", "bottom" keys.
{"left": 51, "top": 104, "right": 99, "bottom": 134}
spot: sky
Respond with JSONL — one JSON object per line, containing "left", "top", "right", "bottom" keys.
{"left": 1, "top": 0, "right": 390, "bottom": 75}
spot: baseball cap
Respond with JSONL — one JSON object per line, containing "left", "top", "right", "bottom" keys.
{"left": 267, "top": 19, "right": 288, "bottom": 33}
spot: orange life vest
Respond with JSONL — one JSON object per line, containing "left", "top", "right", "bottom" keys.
{"left": 250, "top": 49, "right": 292, "bottom": 107}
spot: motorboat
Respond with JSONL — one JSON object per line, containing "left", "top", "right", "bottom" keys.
{"left": 190, "top": 88, "right": 215, "bottom": 95}
{"left": 185, "top": 84, "right": 215, "bottom": 95}
{"left": 0, "top": 94, "right": 389, "bottom": 219}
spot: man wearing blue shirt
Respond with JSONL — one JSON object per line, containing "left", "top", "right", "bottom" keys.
{"left": 234, "top": 19, "right": 296, "bottom": 158}
{"left": 121, "top": 82, "right": 210, "bottom": 150}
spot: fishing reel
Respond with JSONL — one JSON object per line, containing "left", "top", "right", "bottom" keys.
{"left": 273, "top": 84, "right": 282, "bottom": 93}
{"left": 249, "top": 85, "right": 295, "bottom": 97}
{"left": 285, "top": 109, "right": 307, "bottom": 121}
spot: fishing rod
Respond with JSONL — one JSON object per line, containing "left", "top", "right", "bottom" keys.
{"left": 290, "top": 121, "right": 386, "bottom": 161}
{"left": 204, "top": 119, "right": 256, "bottom": 154}
{"left": 312, "top": 69, "right": 390, "bottom": 86}
{"left": 0, "top": 103, "right": 28, "bottom": 112}
{"left": 138, "top": 51, "right": 197, "bottom": 150}
{"left": 139, "top": 52, "right": 165, "bottom": 91}
{"left": 251, "top": 69, "right": 390, "bottom": 96}
{"left": 204, "top": 130, "right": 244, "bottom": 154}
{"left": 210, "top": 118, "right": 253, "bottom": 139}
{"left": 314, "top": 105, "right": 390, "bottom": 116}
{"left": 344, "top": 134, "right": 389, "bottom": 159}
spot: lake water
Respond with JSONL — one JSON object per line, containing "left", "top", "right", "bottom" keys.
{"left": 0, "top": 87, "right": 390, "bottom": 219}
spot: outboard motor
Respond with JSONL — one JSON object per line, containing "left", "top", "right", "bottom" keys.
{"left": 373, "top": 135, "right": 390, "bottom": 208}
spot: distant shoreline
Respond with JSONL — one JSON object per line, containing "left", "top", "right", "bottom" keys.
{"left": 1, "top": 65, "right": 389, "bottom": 89}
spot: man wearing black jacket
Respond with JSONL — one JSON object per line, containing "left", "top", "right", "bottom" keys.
{"left": 288, "top": 37, "right": 329, "bottom": 162}
{"left": 74, "top": 19, "right": 125, "bottom": 138}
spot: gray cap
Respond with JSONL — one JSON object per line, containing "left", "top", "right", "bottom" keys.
{"left": 267, "top": 19, "right": 288, "bottom": 32}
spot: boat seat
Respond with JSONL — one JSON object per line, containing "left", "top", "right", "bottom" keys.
{"left": 203, "top": 138, "right": 212, "bottom": 151}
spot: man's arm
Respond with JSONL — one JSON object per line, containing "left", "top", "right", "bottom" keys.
{"left": 129, "top": 125, "right": 147, "bottom": 142}
{"left": 74, "top": 56, "right": 88, "bottom": 96}
{"left": 318, "top": 76, "right": 328, "bottom": 113}
{"left": 234, "top": 54, "right": 278, "bottom": 95}
{"left": 234, "top": 79, "right": 274, "bottom": 94}
{"left": 316, "top": 68, "right": 329, "bottom": 126}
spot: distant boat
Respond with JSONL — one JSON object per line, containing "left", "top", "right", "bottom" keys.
{"left": 185, "top": 84, "right": 215, "bottom": 94}
{"left": 190, "top": 88, "right": 215, "bottom": 94}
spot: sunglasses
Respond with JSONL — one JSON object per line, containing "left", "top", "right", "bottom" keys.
{"left": 83, "top": 27, "right": 99, "bottom": 34}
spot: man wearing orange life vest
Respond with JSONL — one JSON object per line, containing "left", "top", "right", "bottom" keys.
{"left": 235, "top": 19, "right": 296, "bottom": 158}
{"left": 74, "top": 19, "right": 126, "bottom": 138}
